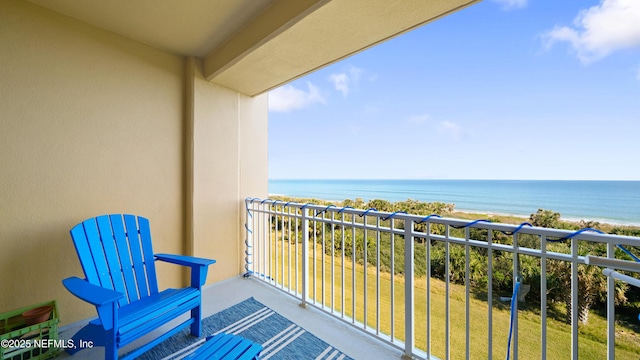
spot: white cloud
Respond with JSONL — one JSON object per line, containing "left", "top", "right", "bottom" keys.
{"left": 408, "top": 114, "right": 430, "bottom": 125}
{"left": 268, "top": 82, "right": 325, "bottom": 112}
{"left": 542, "top": 0, "right": 640, "bottom": 63}
{"left": 438, "top": 121, "right": 463, "bottom": 141}
{"left": 329, "top": 66, "right": 363, "bottom": 97}
{"left": 329, "top": 73, "right": 349, "bottom": 97}
{"left": 491, "top": 0, "right": 527, "bottom": 10}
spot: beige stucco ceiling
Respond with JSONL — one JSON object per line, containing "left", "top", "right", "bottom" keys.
{"left": 25, "top": 0, "right": 278, "bottom": 57}
{"left": 26, "top": 0, "right": 480, "bottom": 96}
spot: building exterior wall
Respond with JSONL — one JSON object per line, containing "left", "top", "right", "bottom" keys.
{"left": 238, "top": 93, "right": 269, "bottom": 273}
{"left": 0, "top": 0, "right": 268, "bottom": 325}
{"left": 188, "top": 60, "right": 269, "bottom": 282}
{"left": 192, "top": 63, "right": 242, "bottom": 283}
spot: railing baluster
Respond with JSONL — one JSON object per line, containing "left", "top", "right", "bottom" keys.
{"left": 404, "top": 219, "right": 415, "bottom": 358}
{"left": 331, "top": 211, "right": 335, "bottom": 313}
{"left": 266, "top": 203, "right": 269, "bottom": 282}
{"left": 352, "top": 215, "right": 356, "bottom": 324}
{"left": 281, "top": 205, "right": 285, "bottom": 289}
{"left": 322, "top": 211, "right": 326, "bottom": 308}
{"left": 280, "top": 206, "right": 285, "bottom": 289}
{"left": 256, "top": 203, "right": 260, "bottom": 278}
{"left": 426, "top": 222, "right": 432, "bottom": 358}
{"left": 295, "top": 209, "right": 299, "bottom": 295}
{"left": 541, "top": 235, "right": 547, "bottom": 360}
{"left": 571, "top": 238, "right": 578, "bottom": 360}
{"left": 288, "top": 206, "right": 292, "bottom": 292}
{"left": 465, "top": 227, "right": 471, "bottom": 359}
{"left": 252, "top": 202, "right": 258, "bottom": 278}
{"left": 364, "top": 213, "right": 368, "bottom": 330}
{"left": 274, "top": 206, "right": 278, "bottom": 287}
{"left": 301, "top": 207, "right": 309, "bottom": 307}
{"left": 513, "top": 233, "right": 519, "bottom": 360}
{"left": 606, "top": 242, "right": 615, "bottom": 360}
{"left": 313, "top": 215, "right": 317, "bottom": 305}
{"left": 341, "top": 212, "right": 346, "bottom": 318}
{"left": 263, "top": 202, "right": 267, "bottom": 281}
{"left": 487, "top": 229, "right": 493, "bottom": 360}
{"left": 390, "top": 219, "right": 395, "bottom": 342}
{"left": 445, "top": 224, "right": 451, "bottom": 360}
{"left": 376, "top": 216, "right": 381, "bottom": 335}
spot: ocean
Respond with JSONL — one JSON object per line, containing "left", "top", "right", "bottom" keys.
{"left": 268, "top": 179, "right": 640, "bottom": 226}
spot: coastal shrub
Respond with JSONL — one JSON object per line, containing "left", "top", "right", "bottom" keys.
{"left": 428, "top": 242, "right": 446, "bottom": 279}
{"left": 529, "top": 208, "right": 561, "bottom": 228}
{"left": 491, "top": 251, "right": 515, "bottom": 293}
{"left": 611, "top": 227, "right": 640, "bottom": 237}
{"left": 367, "top": 199, "right": 393, "bottom": 212}
{"left": 341, "top": 198, "right": 366, "bottom": 213}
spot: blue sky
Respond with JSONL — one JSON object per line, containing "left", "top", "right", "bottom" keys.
{"left": 268, "top": 0, "right": 640, "bottom": 180}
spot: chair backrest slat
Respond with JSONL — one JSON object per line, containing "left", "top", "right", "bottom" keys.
{"left": 96, "top": 215, "right": 129, "bottom": 306}
{"left": 82, "top": 219, "right": 114, "bottom": 291}
{"left": 138, "top": 217, "right": 159, "bottom": 295}
{"left": 110, "top": 215, "right": 140, "bottom": 303}
{"left": 70, "top": 224, "right": 100, "bottom": 285}
{"left": 124, "top": 215, "right": 150, "bottom": 299}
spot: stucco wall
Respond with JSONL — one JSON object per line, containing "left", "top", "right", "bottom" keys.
{"left": 238, "top": 92, "right": 269, "bottom": 272}
{"left": 192, "top": 66, "right": 242, "bottom": 282}
{"left": 0, "top": 0, "right": 185, "bottom": 324}
{"left": 189, "top": 61, "right": 269, "bottom": 282}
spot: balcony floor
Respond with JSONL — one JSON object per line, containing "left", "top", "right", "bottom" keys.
{"left": 57, "top": 276, "right": 402, "bottom": 359}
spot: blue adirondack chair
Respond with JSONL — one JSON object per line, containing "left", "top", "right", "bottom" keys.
{"left": 62, "top": 214, "right": 216, "bottom": 360}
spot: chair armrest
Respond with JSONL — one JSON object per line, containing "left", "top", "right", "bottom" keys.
{"left": 155, "top": 253, "right": 216, "bottom": 267}
{"left": 155, "top": 254, "right": 216, "bottom": 288}
{"left": 62, "top": 276, "right": 124, "bottom": 306}
{"left": 62, "top": 276, "right": 124, "bottom": 330}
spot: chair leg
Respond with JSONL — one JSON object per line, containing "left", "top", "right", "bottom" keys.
{"left": 105, "top": 328, "right": 117, "bottom": 360}
{"left": 190, "top": 305, "right": 202, "bottom": 337}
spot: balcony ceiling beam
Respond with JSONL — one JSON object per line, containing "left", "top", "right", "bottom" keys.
{"left": 206, "top": 0, "right": 481, "bottom": 96}
{"left": 203, "top": 0, "right": 329, "bottom": 85}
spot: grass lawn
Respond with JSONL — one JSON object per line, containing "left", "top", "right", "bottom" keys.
{"left": 258, "top": 240, "right": 640, "bottom": 359}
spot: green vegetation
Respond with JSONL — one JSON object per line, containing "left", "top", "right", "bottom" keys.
{"left": 262, "top": 196, "right": 640, "bottom": 357}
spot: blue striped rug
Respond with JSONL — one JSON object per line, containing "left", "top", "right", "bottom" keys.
{"left": 135, "top": 297, "right": 354, "bottom": 360}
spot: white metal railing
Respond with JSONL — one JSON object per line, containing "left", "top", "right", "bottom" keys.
{"left": 243, "top": 198, "right": 640, "bottom": 360}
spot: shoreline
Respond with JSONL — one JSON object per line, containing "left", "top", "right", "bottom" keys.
{"left": 453, "top": 208, "right": 640, "bottom": 228}
{"left": 267, "top": 193, "right": 640, "bottom": 228}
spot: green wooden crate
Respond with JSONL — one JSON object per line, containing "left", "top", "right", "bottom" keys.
{"left": 0, "top": 300, "right": 60, "bottom": 360}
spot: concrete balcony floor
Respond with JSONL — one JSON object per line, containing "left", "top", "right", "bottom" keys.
{"left": 57, "top": 276, "right": 402, "bottom": 359}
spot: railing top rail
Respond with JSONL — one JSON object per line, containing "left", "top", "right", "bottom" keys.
{"left": 245, "top": 197, "right": 640, "bottom": 246}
